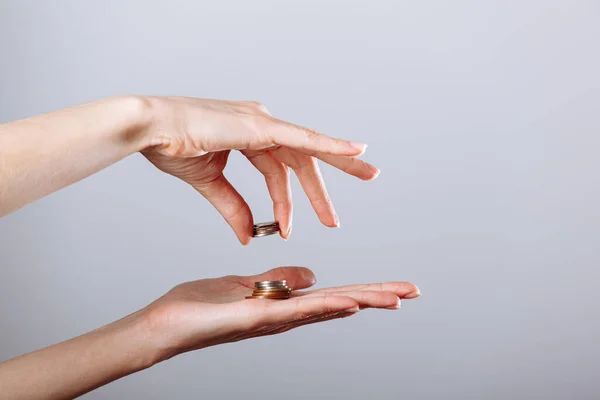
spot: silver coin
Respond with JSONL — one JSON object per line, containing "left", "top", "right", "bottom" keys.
{"left": 255, "top": 280, "right": 287, "bottom": 288}
{"left": 255, "top": 280, "right": 286, "bottom": 285}
{"left": 253, "top": 221, "right": 280, "bottom": 237}
{"left": 253, "top": 230, "right": 280, "bottom": 238}
{"left": 253, "top": 231, "right": 278, "bottom": 238}
{"left": 255, "top": 282, "right": 287, "bottom": 287}
{"left": 255, "top": 285, "right": 287, "bottom": 290}
{"left": 254, "top": 221, "right": 279, "bottom": 228}
{"left": 252, "top": 290, "right": 292, "bottom": 295}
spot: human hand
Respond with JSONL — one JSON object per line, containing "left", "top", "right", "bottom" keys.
{"left": 143, "top": 267, "right": 420, "bottom": 362}
{"left": 139, "top": 97, "right": 379, "bottom": 244}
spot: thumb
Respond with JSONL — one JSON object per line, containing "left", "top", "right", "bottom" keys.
{"left": 193, "top": 174, "right": 254, "bottom": 245}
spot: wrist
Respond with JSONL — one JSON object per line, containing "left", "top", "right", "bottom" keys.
{"left": 108, "top": 94, "right": 156, "bottom": 152}
{"left": 99, "top": 309, "right": 167, "bottom": 372}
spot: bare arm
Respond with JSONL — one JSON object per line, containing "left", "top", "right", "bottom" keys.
{"left": 0, "top": 96, "right": 151, "bottom": 217}
{"left": 0, "top": 311, "right": 156, "bottom": 400}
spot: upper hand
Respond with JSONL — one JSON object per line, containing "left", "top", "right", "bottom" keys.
{"left": 142, "top": 266, "right": 420, "bottom": 363}
{"left": 138, "top": 97, "right": 380, "bottom": 244}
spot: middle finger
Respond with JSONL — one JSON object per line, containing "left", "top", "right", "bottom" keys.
{"left": 271, "top": 147, "right": 338, "bottom": 228}
{"left": 301, "top": 282, "right": 421, "bottom": 299}
{"left": 294, "top": 290, "right": 401, "bottom": 310}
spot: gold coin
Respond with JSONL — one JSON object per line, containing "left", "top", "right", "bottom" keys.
{"left": 251, "top": 289, "right": 292, "bottom": 294}
{"left": 245, "top": 295, "right": 290, "bottom": 300}
{"left": 248, "top": 293, "right": 290, "bottom": 299}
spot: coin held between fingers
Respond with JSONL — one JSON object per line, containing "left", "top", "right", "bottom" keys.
{"left": 253, "top": 221, "right": 280, "bottom": 237}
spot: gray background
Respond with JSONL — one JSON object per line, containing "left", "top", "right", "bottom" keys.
{"left": 1, "top": 0, "right": 599, "bottom": 398}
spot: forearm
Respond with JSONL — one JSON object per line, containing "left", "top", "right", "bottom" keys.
{"left": 0, "top": 96, "right": 152, "bottom": 217}
{"left": 0, "top": 310, "right": 161, "bottom": 400}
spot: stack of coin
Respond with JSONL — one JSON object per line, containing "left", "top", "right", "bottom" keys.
{"left": 253, "top": 221, "right": 280, "bottom": 237}
{"left": 246, "top": 280, "right": 293, "bottom": 300}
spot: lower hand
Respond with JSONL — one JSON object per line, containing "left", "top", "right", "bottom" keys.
{"left": 0, "top": 266, "right": 419, "bottom": 400}
{"left": 143, "top": 267, "right": 420, "bottom": 362}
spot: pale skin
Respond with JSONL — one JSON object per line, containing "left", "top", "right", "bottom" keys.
{"left": 0, "top": 96, "right": 420, "bottom": 399}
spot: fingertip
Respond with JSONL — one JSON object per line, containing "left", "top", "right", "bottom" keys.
{"left": 301, "top": 267, "right": 317, "bottom": 287}
{"left": 325, "top": 220, "right": 340, "bottom": 229}
{"left": 318, "top": 212, "right": 339, "bottom": 228}
{"left": 239, "top": 234, "right": 252, "bottom": 246}
{"left": 239, "top": 222, "right": 254, "bottom": 246}
{"left": 385, "top": 299, "right": 402, "bottom": 310}
{"left": 404, "top": 287, "right": 421, "bottom": 299}
{"left": 273, "top": 202, "right": 293, "bottom": 240}
{"left": 365, "top": 165, "right": 380, "bottom": 181}
{"left": 349, "top": 142, "right": 367, "bottom": 156}
{"left": 237, "top": 221, "right": 254, "bottom": 246}
{"left": 280, "top": 223, "right": 292, "bottom": 240}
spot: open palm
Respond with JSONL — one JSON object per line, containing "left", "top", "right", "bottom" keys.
{"left": 145, "top": 267, "right": 420, "bottom": 361}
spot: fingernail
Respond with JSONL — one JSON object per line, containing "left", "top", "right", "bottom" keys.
{"left": 368, "top": 165, "right": 381, "bottom": 179}
{"left": 404, "top": 288, "right": 421, "bottom": 299}
{"left": 343, "top": 306, "right": 360, "bottom": 313}
{"left": 385, "top": 300, "right": 401, "bottom": 310}
{"left": 334, "top": 215, "right": 340, "bottom": 228}
{"left": 281, "top": 225, "right": 291, "bottom": 240}
{"left": 350, "top": 142, "right": 367, "bottom": 154}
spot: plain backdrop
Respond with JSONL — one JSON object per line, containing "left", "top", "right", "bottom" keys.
{"left": 1, "top": 1, "right": 599, "bottom": 399}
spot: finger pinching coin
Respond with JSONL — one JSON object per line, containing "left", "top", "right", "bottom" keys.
{"left": 246, "top": 280, "right": 293, "bottom": 300}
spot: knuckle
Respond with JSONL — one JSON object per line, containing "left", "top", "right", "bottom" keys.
{"left": 245, "top": 100, "right": 270, "bottom": 114}
{"left": 245, "top": 100, "right": 264, "bottom": 108}
{"left": 269, "top": 266, "right": 287, "bottom": 276}
{"left": 302, "top": 127, "right": 320, "bottom": 140}
{"left": 252, "top": 117, "right": 277, "bottom": 146}
{"left": 238, "top": 115, "right": 270, "bottom": 145}
{"left": 244, "top": 113, "right": 269, "bottom": 130}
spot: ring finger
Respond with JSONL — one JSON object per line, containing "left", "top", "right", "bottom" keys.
{"left": 271, "top": 147, "right": 338, "bottom": 228}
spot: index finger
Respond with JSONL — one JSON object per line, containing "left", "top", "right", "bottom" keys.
{"left": 268, "top": 119, "right": 367, "bottom": 156}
